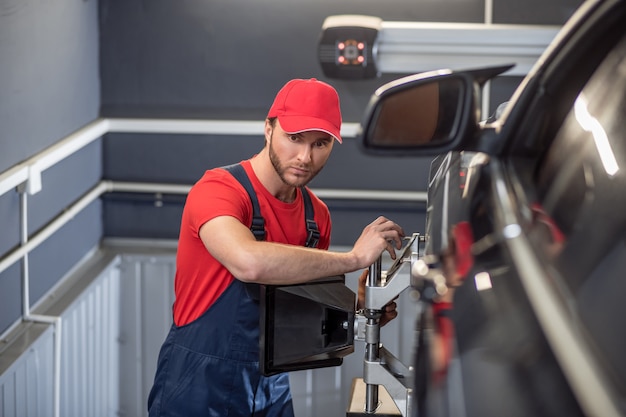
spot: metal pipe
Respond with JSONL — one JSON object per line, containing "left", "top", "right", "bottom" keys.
{"left": 365, "top": 257, "right": 382, "bottom": 413}
{"left": 107, "top": 117, "right": 361, "bottom": 138}
{"left": 484, "top": 0, "right": 493, "bottom": 25}
{"left": 0, "top": 118, "right": 427, "bottom": 201}
{"left": 0, "top": 179, "right": 426, "bottom": 278}
{"left": 0, "top": 119, "right": 108, "bottom": 197}
{"left": 20, "top": 188, "right": 29, "bottom": 317}
{"left": 0, "top": 182, "right": 109, "bottom": 276}
{"left": 0, "top": 118, "right": 358, "bottom": 199}
{"left": 0, "top": 165, "right": 29, "bottom": 198}
{"left": 368, "top": 257, "right": 381, "bottom": 288}
{"left": 108, "top": 180, "right": 426, "bottom": 202}
{"left": 365, "top": 340, "right": 380, "bottom": 413}
{"left": 18, "top": 186, "right": 62, "bottom": 417}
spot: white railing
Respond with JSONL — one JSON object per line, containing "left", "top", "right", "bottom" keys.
{"left": 0, "top": 119, "right": 110, "bottom": 196}
{"left": 2, "top": 117, "right": 426, "bottom": 199}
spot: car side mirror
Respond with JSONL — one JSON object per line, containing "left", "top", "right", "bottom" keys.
{"left": 359, "top": 65, "right": 513, "bottom": 156}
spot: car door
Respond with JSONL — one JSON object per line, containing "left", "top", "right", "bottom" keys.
{"left": 429, "top": 19, "right": 626, "bottom": 417}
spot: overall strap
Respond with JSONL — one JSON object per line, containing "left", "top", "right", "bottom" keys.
{"left": 300, "top": 187, "right": 320, "bottom": 248}
{"left": 222, "top": 163, "right": 266, "bottom": 241}
{"left": 222, "top": 163, "right": 320, "bottom": 248}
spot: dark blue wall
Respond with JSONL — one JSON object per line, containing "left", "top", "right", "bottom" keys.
{"left": 98, "top": 0, "right": 486, "bottom": 119}
{"left": 98, "top": 0, "right": 581, "bottom": 119}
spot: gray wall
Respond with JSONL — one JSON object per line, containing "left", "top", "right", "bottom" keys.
{"left": 0, "top": 0, "right": 102, "bottom": 335}
{"left": 0, "top": 0, "right": 100, "bottom": 173}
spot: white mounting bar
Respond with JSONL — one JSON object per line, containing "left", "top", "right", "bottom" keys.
{"left": 376, "top": 21, "right": 560, "bottom": 76}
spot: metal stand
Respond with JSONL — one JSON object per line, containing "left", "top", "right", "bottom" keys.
{"left": 349, "top": 233, "right": 421, "bottom": 417}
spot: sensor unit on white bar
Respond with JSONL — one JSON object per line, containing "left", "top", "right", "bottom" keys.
{"left": 319, "top": 15, "right": 561, "bottom": 79}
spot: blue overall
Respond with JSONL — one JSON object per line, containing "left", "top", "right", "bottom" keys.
{"left": 147, "top": 280, "right": 294, "bottom": 417}
{"left": 148, "top": 164, "right": 318, "bottom": 416}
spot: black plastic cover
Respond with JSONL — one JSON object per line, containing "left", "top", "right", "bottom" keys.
{"left": 259, "top": 275, "right": 356, "bottom": 376}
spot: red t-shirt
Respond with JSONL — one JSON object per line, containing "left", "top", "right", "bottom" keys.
{"left": 173, "top": 159, "right": 332, "bottom": 326}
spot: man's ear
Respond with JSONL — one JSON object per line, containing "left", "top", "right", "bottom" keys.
{"left": 264, "top": 119, "right": 273, "bottom": 144}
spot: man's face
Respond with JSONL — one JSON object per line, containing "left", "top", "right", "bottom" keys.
{"left": 267, "top": 120, "right": 334, "bottom": 188}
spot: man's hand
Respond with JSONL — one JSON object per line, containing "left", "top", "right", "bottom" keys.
{"left": 357, "top": 269, "right": 398, "bottom": 327}
{"left": 350, "top": 216, "right": 405, "bottom": 269}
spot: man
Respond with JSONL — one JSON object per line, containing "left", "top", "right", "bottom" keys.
{"left": 148, "top": 78, "right": 404, "bottom": 417}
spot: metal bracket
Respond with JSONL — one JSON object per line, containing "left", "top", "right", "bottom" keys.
{"left": 352, "top": 233, "right": 421, "bottom": 417}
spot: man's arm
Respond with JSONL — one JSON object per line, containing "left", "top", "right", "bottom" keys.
{"left": 199, "top": 215, "right": 404, "bottom": 285}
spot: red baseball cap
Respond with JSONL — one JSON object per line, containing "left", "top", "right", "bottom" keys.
{"left": 267, "top": 78, "right": 343, "bottom": 143}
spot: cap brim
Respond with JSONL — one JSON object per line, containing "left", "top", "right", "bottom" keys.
{"left": 278, "top": 115, "right": 342, "bottom": 143}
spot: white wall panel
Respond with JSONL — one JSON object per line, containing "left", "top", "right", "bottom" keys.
{"left": 0, "top": 258, "right": 120, "bottom": 417}
{"left": 117, "top": 253, "right": 176, "bottom": 417}
{"left": 59, "top": 260, "right": 120, "bottom": 417}
{"left": 0, "top": 325, "right": 54, "bottom": 417}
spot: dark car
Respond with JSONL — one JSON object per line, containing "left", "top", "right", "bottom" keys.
{"left": 359, "top": 0, "right": 626, "bottom": 416}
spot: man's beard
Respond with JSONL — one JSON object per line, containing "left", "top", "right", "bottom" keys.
{"left": 268, "top": 135, "right": 324, "bottom": 188}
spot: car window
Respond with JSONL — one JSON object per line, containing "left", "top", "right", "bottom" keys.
{"left": 532, "top": 33, "right": 626, "bottom": 394}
